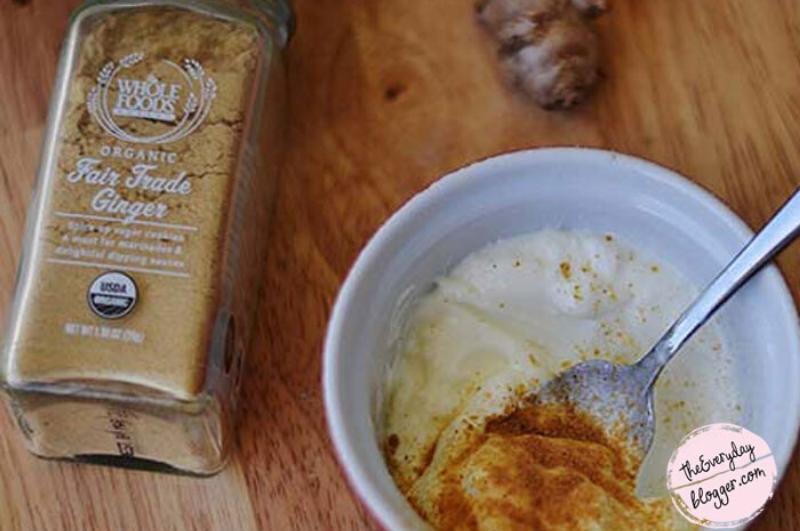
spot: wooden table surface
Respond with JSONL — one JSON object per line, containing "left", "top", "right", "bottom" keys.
{"left": 2, "top": 0, "right": 800, "bottom": 529}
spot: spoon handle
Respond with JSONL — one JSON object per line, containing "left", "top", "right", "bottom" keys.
{"left": 637, "top": 188, "right": 800, "bottom": 387}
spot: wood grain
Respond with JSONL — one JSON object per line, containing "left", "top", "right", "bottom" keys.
{"left": 1, "top": 0, "right": 799, "bottom": 529}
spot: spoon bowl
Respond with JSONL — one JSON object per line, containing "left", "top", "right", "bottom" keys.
{"left": 537, "top": 359, "right": 655, "bottom": 464}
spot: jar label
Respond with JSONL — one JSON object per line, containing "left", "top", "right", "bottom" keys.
{"left": 8, "top": 6, "right": 263, "bottom": 398}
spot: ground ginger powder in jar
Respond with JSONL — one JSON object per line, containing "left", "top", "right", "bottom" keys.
{"left": 0, "top": 0, "right": 292, "bottom": 475}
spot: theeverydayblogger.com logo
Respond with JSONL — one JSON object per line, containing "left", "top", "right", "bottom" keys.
{"left": 88, "top": 52, "right": 216, "bottom": 145}
{"left": 667, "top": 423, "right": 778, "bottom": 528}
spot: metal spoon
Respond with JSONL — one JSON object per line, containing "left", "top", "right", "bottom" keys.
{"left": 537, "top": 188, "right": 800, "bottom": 464}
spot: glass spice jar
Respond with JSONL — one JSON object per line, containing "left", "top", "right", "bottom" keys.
{"left": 1, "top": 0, "right": 292, "bottom": 475}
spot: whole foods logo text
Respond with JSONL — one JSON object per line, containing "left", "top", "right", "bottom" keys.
{"left": 88, "top": 52, "right": 216, "bottom": 145}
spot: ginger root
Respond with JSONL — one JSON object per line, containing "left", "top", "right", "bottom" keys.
{"left": 477, "top": 0, "right": 610, "bottom": 109}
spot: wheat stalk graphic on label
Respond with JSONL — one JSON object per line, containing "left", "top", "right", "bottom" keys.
{"left": 88, "top": 52, "right": 217, "bottom": 145}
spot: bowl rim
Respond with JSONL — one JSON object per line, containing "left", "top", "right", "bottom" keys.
{"left": 322, "top": 146, "right": 800, "bottom": 530}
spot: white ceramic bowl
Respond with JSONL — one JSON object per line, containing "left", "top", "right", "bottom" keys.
{"left": 323, "top": 148, "right": 800, "bottom": 529}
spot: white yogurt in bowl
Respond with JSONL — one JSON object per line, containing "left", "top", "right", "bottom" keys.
{"left": 383, "top": 229, "right": 738, "bottom": 528}
{"left": 323, "top": 148, "right": 800, "bottom": 530}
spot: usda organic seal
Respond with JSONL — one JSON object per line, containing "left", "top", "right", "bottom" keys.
{"left": 87, "top": 271, "right": 138, "bottom": 319}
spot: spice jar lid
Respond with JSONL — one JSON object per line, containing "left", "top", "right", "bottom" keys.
{"left": 79, "top": 0, "right": 296, "bottom": 48}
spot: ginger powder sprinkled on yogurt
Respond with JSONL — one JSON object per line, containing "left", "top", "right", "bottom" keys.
{"left": 382, "top": 229, "right": 740, "bottom": 528}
